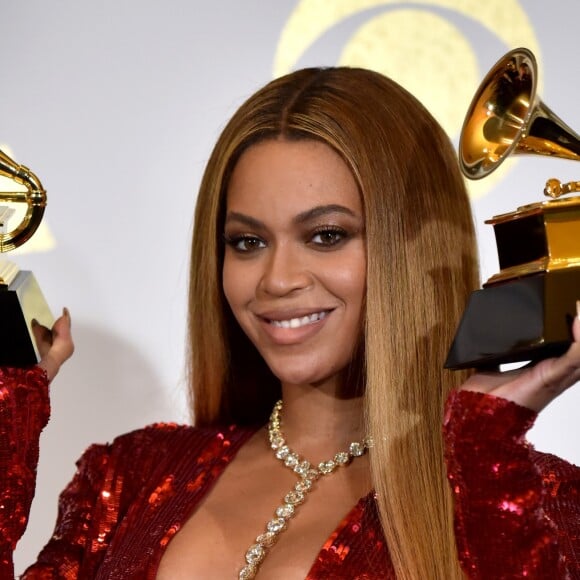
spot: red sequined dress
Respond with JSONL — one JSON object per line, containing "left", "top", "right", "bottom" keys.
{"left": 1, "top": 366, "right": 578, "bottom": 579}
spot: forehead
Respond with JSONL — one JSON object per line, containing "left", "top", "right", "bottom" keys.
{"left": 226, "top": 139, "right": 362, "bottom": 216}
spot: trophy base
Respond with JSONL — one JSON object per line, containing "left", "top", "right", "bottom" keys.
{"left": 0, "top": 270, "right": 53, "bottom": 367}
{"left": 445, "top": 269, "right": 579, "bottom": 370}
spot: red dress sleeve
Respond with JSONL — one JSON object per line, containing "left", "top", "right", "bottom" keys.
{"left": 22, "top": 423, "right": 213, "bottom": 578}
{"left": 0, "top": 366, "right": 50, "bottom": 578}
{"left": 444, "top": 390, "right": 580, "bottom": 579}
{"left": 0, "top": 367, "right": 122, "bottom": 579}
{"left": 21, "top": 442, "right": 115, "bottom": 579}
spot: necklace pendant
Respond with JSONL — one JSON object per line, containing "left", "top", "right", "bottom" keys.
{"left": 293, "top": 460, "right": 311, "bottom": 476}
{"left": 256, "top": 531, "right": 277, "bottom": 547}
{"left": 275, "top": 445, "right": 290, "bottom": 460}
{"left": 318, "top": 459, "right": 337, "bottom": 474}
{"left": 284, "top": 490, "right": 305, "bottom": 505}
{"left": 266, "top": 517, "right": 287, "bottom": 533}
{"left": 295, "top": 478, "right": 313, "bottom": 492}
{"left": 276, "top": 503, "right": 295, "bottom": 518}
{"left": 283, "top": 452, "right": 300, "bottom": 468}
{"left": 238, "top": 399, "right": 370, "bottom": 579}
{"left": 245, "top": 544, "right": 266, "bottom": 565}
{"left": 239, "top": 564, "right": 258, "bottom": 580}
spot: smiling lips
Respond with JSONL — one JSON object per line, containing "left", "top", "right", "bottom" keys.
{"left": 269, "top": 310, "right": 329, "bottom": 329}
{"left": 256, "top": 309, "right": 333, "bottom": 344}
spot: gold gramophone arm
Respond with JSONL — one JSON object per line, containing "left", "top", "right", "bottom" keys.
{"left": 0, "top": 191, "right": 28, "bottom": 203}
{"left": 0, "top": 149, "right": 46, "bottom": 253}
{"left": 525, "top": 101, "right": 580, "bottom": 158}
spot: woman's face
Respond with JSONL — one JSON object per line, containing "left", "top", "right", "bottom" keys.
{"left": 222, "top": 138, "right": 366, "bottom": 389}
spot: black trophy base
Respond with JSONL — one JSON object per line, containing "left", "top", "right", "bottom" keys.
{"left": 0, "top": 270, "right": 53, "bottom": 367}
{"left": 445, "top": 269, "right": 580, "bottom": 370}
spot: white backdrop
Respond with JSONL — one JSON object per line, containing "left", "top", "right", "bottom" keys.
{"left": 1, "top": 0, "right": 579, "bottom": 572}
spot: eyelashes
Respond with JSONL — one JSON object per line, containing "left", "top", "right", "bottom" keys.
{"left": 223, "top": 234, "right": 266, "bottom": 253}
{"left": 309, "top": 225, "right": 349, "bottom": 248}
{"left": 223, "top": 225, "right": 351, "bottom": 254}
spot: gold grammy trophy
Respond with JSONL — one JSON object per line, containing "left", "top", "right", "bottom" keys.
{"left": 0, "top": 148, "right": 53, "bottom": 366}
{"left": 445, "top": 47, "right": 580, "bottom": 369}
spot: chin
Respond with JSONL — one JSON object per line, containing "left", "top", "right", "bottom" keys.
{"left": 258, "top": 344, "right": 354, "bottom": 386}
{"left": 266, "top": 359, "right": 342, "bottom": 388}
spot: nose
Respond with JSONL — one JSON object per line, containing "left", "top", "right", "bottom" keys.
{"left": 259, "top": 243, "right": 312, "bottom": 297}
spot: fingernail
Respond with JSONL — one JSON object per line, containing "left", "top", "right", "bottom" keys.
{"left": 63, "top": 307, "right": 71, "bottom": 323}
{"left": 31, "top": 318, "right": 39, "bottom": 327}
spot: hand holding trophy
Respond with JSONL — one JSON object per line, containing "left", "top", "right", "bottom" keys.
{"left": 0, "top": 148, "right": 53, "bottom": 367}
{"left": 446, "top": 48, "right": 580, "bottom": 370}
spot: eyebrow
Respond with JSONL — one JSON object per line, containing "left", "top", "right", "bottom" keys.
{"left": 294, "top": 204, "right": 357, "bottom": 224}
{"left": 225, "top": 204, "right": 358, "bottom": 229}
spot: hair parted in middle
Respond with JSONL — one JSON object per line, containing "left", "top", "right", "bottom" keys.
{"left": 188, "top": 66, "right": 479, "bottom": 579}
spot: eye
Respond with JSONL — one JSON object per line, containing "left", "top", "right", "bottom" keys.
{"left": 224, "top": 234, "right": 266, "bottom": 253}
{"left": 310, "top": 227, "right": 348, "bottom": 247}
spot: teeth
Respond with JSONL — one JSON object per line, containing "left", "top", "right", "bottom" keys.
{"left": 271, "top": 311, "right": 328, "bottom": 329}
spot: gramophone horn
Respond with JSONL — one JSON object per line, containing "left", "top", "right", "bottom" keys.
{"left": 0, "top": 148, "right": 46, "bottom": 252}
{"left": 459, "top": 47, "right": 580, "bottom": 179}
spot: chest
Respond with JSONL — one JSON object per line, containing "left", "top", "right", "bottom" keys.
{"left": 156, "top": 448, "right": 372, "bottom": 579}
{"left": 93, "top": 428, "right": 392, "bottom": 580}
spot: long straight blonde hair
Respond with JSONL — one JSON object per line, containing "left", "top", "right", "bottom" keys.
{"left": 188, "top": 67, "right": 478, "bottom": 579}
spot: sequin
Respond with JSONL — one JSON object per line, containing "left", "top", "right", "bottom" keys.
{"left": 0, "top": 367, "right": 578, "bottom": 578}
{"left": 148, "top": 475, "right": 174, "bottom": 508}
{"left": 159, "top": 524, "right": 179, "bottom": 548}
{"left": 444, "top": 390, "right": 580, "bottom": 578}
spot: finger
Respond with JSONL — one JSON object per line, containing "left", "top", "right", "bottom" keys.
{"left": 52, "top": 308, "right": 72, "bottom": 341}
{"left": 535, "top": 338, "right": 580, "bottom": 394}
{"left": 493, "top": 331, "right": 580, "bottom": 412}
{"left": 32, "top": 319, "right": 54, "bottom": 358}
{"left": 460, "top": 367, "right": 522, "bottom": 394}
{"left": 532, "top": 308, "right": 580, "bottom": 394}
{"left": 49, "top": 308, "right": 75, "bottom": 361}
{"left": 460, "top": 305, "right": 580, "bottom": 410}
{"left": 37, "top": 308, "right": 74, "bottom": 382}
{"left": 573, "top": 304, "right": 580, "bottom": 342}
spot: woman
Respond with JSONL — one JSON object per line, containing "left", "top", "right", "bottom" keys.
{"left": 2, "top": 67, "right": 579, "bottom": 579}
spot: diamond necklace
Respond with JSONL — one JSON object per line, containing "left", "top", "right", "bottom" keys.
{"left": 238, "top": 399, "right": 372, "bottom": 580}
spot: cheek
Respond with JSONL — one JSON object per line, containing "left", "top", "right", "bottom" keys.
{"left": 222, "top": 254, "right": 243, "bottom": 317}
{"left": 222, "top": 254, "right": 256, "bottom": 318}
{"left": 331, "top": 257, "right": 366, "bottom": 310}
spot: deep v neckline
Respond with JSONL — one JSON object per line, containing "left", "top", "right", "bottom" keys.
{"left": 150, "top": 424, "right": 375, "bottom": 579}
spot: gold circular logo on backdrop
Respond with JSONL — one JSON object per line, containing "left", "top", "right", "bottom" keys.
{"left": 274, "top": 0, "right": 540, "bottom": 198}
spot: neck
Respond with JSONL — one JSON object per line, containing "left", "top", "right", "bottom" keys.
{"left": 276, "top": 380, "right": 365, "bottom": 463}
